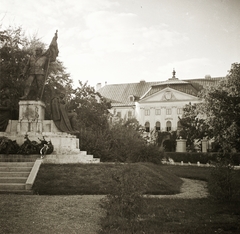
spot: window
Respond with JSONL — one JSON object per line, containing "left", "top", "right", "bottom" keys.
{"left": 117, "top": 111, "right": 121, "bottom": 118}
{"left": 128, "top": 111, "right": 132, "bottom": 118}
{"left": 156, "top": 121, "right": 161, "bottom": 131}
{"left": 166, "top": 121, "right": 171, "bottom": 132}
{"left": 166, "top": 108, "right": 172, "bottom": 115}
{"left": 177, "top": 121, "right": 182, "bottom": 130}
{"left": 129, "top": 96, "right": 134, "bottom": 102}
{"left": 155, "top": 109, "right": 161, "bottom": 115}
{"left": 145, "top": 122, "right": 150, "bottom": 132}
{"left": 177, "top": 108, "right": 183, "bottom": 115}
{"left": 145, "top": 109, "right": 150, "bottom": 116}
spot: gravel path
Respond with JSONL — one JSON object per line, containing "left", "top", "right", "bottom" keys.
{"left": 146, "top": 178, "right": 209, "bottom": 199}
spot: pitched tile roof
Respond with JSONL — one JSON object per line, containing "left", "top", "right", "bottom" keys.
{"left": 98, "top": 77, "right": 223, "bottom": 106}
{"left": 98, "top": 81, "right": 159, "bottom": 106}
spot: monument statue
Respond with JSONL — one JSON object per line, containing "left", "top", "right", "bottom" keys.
{"left": 0, "top": 87, "right": 11, "bottom": 132}
{"left": 51, "top": 92, "right": 78, "bottom": 133}
{"left": 20, "top": 30, "right": 59, "bottom": 101}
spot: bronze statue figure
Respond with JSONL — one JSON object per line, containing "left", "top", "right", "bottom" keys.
{"left": 20, "top": 30, "right": 59, "bottom": 101}
{"left": 51, "top": 92, "right": 78, "bottom": 133}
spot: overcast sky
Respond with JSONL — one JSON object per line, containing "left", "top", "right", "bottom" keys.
{"left": 1, "top": 0, "right": 240, "bottom": 88}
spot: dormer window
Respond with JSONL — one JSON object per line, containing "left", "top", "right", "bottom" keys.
{"left": 129, "top": 95, "right": 135, "bottom": 102}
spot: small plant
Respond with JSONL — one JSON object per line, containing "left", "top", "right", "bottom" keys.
{"left": 100, "top": 164, "right": 148, "bottom": 233}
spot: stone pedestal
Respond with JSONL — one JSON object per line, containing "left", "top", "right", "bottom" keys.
{"left": 176, "top": 138, "right": 187, "bottom": 152}
{"left": 1, "top": 101, "right": 80, "bottom": 156}
{"left": 17, "top": 100, "right": 45, "bottom": 133}
{"left": 201, "top": 139, "right": 208, "bottom": 152}
{"left": 0, "top": 100, "right": 100, "bottom": 162}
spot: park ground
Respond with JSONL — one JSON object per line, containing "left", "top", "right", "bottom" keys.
{"left": 0, "top": 163, "right": 240, "bottom": 234}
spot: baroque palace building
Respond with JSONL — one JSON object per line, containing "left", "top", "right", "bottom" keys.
{"left": 97, "top": 70, "right": 222, "bottom": 133}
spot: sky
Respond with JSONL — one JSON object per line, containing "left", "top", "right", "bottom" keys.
{"left": 1, "top": 0, "right": 240, "bottom": 88}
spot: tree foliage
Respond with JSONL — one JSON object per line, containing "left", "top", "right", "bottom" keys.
{"left": 179, "top": 103, "right": 210, "bottom": 148}
{"left": 180, "top": 63, "right": 240, "bottom": 152}
{"left": 0, "top": 26, "right": 29, "bottom": 117}
{"left": 200, "top": 63, "right": 240, "bottom": 152}
{"left": 71, "top": 81, "right": 111, "bottom": 131}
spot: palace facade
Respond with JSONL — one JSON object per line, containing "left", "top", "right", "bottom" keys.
{"left": 97, "top": 70, "right": 222, "bottom": 133}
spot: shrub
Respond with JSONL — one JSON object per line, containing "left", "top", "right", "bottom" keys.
{"left": 208, "top": 157, "right": 240, "bottom": 202}
{"left": 100, "top": 165, "right": 147, "bottom": 233}
{"left": 77, "top": 129, "right": 112, "bottom": 160}
{"left": 132, "top": 144, "right": 164, "bottom": 164}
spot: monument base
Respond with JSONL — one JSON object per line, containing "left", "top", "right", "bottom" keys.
{"left": 2, "top": 120, "right": 79, "bottom": 155}
{"left": 0, "top": 100, "right": 99, "bottom": 163}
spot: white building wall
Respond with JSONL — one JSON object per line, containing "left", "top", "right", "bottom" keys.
{"left": 111, "top": 89, "right": 201, "bottom": 132}
{"left": 136, "top": 99, "right": 201, "bottom": 131}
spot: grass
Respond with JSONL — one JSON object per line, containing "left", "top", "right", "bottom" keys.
{"left": 161, "top": 164, "right": 211, "bottom": 181}
{"left": 99, "top": 164, "right": 240, "bottom": 234}
{"left": 100, "top": 198, "right": 240, "bottom": 234}
{"left": 1, "top": 163, "right": 240, "bottom": 233}
{"left": 33, "top": 163, "right": 183, "bottom": 195}
{"left": 0, "top": 194, "right": 104, "bottom": 234}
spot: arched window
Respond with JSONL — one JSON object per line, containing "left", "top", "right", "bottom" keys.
{"left": 166, "top": 121, "right": 171, "bottom": 132}
{"left": 155, "top": 121, "right": 160, "bottom": 131}
{"left": 145, "top": 122, "right": 150, "bottom": 132}
{"left": 177, "top": 121, "right": 182, "bottom": 130}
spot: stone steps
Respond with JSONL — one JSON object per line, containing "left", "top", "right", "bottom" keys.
{"left": 0, "top": 177, "right": 27, "bottom": 183}
{"left": 42, "top": 154, "right": 100, "bottom": 164}
{"left": 0, "top": 154, "right": 39, "bottom": 162}
{"left": 0, "top": 161, "right": 35, "bottom": 194}
{"left": 0, "top": 171, "right": 29, "bottom": 177}
{"left": 0, "top": 151, "right": 100, "bottom": 194}
{"left": 0, "top": 152, "right": 100, "bottom": 164}
{"left": 0, "top": 183, "right": 26, "bottom": 190}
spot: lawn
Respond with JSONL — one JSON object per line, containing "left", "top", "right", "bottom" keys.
{"left": 99, "top": 164, "right": 240, "bottom": 234}
{"left": 33, "top": 163, "right": 183, "bottom": 195}
{"left": 161, "top": 164, "right": 211, "bottom": 181}
{"left": 100, "top": 198, "right": 240, "bottom": 234}
{"left": 1, "top": 163, "right": 240, "bottom": 234}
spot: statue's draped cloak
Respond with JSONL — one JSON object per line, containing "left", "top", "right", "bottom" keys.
{"left": 51, "top": 97, "right": 73, "bottom": 132}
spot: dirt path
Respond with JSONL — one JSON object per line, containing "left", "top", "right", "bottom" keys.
{"left": 146, "top": 178, "right": 209, "bottom": 199}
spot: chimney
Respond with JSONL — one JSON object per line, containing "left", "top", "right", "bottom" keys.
{"left": 96, "top": 83, "right": 102, "bottom": 90}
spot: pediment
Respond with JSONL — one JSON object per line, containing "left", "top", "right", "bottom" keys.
{"left": 139, "top": 87, "right": 199, "bottom": 103}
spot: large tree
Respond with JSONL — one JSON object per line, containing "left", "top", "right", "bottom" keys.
{"left": 0, "top": 26, "right": 29, "bottom": 117}
{"left": 200, "top": 63, "right": 240, "bottom": 152}
{"left": 179, "top": 103, "right": 210, "bottom": 149}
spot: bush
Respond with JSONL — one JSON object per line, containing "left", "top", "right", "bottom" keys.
{"left": 208, "top": 158, "right": 240, "bottom": 202}
{"left": 100, "top": 165, "right": 147, "bottom": 233}
{"left": 132, "top": 144, "right": 164, "bottom": 164}
{"left": 78, "top": 120, "right": 163, "bottom": 164}
{"left": 77, "top": 129, "right": 112, "bottom": 160}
